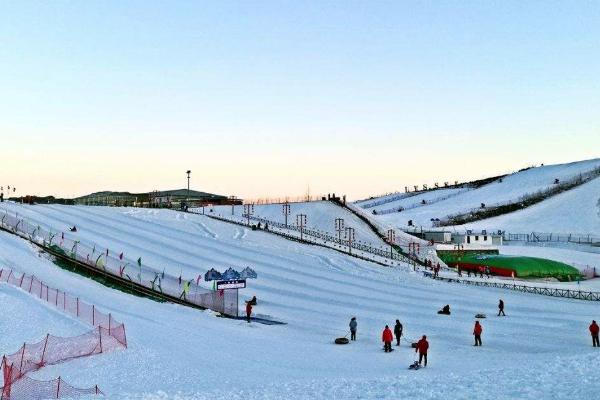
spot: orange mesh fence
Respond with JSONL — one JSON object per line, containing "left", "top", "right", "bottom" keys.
{"left": 1, "top": 326, "right": 124, "bottom": 385}
{"left": 0, "top": 269, "right": 127, "bottom": 348}
{"left": 0, "top": 268, "right": 127, "bottom": 398}
{"left": 2, "top": 364, "right": 101, "bottom": 400}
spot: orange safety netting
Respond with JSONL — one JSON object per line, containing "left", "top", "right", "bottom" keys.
{"left": 0, "top": 268, "right": 127, "bottom": 399}
{"left": 2, "top": 364, "right": 101, "bottom": 400}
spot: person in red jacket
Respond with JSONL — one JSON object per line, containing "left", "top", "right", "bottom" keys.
{"left": 415, "top": 335, "right": 429, "bottom": 366}
{"left": 382, "top": 325, "right": 394, "bottom": 352}
{"left": 590, "top": 320, "right": 599, "bottom": 347}
{"left": 473, "top": 321, "right": 483, "bottom": 346}
{"left": 245, "top": 301, "right": 253, "bottom": 323}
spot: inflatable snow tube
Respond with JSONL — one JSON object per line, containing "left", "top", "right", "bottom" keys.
{"left": 335, "top": 337, "right": 350, "bottom": 345}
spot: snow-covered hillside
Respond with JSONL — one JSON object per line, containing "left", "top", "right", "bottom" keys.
{"left": 361, "top": 158, "right": 600, "bottom": 229}
{"left": 361, "top": 188, "right": 468, "bottom": 215}
{"left": 211, "top": 201, "right": 384, "bottom": 246}
{"left": 1, "top": 203, "right": 600, "bottom": 398}
{"left": 456, "top": 175, "right": 600, "bottom": 236}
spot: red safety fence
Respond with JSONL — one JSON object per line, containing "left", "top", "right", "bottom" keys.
{"left": 2, "top": 364, "right": 101, "bottom": 400}
{"left": 1, "top": 326, "right": 124, "bottom": 385}
{"left": 0, "top": 269, "right": 127, "bottom": 348}
{"left": 0, "top": 268, "right": 127, "bottom": 399}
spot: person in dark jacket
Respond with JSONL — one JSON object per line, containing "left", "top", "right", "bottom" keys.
{"left": 349, "top": 317, "right": 357, "bottom": 341}
{"left": 415, "top": 335, "right": 429, "bottom": 366}
{"left": 382, "top": 325, "right": 394, "bottom": 352}
{"left": 498, "top": 299, "right": 506, "bottom": 316}
{"left": 394, "top": 320, "right": 403, "bottom": 346}
{"left": 438, "top": 305, "right": 451, "bottom": 315}
{"left": 473, "top": 321, "right": 483, "bottom": 346}
{"left": 590, "top": 320, "right": 600, "bottom": 347}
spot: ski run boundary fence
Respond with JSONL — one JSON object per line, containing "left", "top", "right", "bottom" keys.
{"left": 0, "top": 268, "right": 127, "bottom": 399}
{"left": 423, "top": 271, "right": 600, "bottom": 301}
{"left": 190, "top": 209, "right": 418, "bottom": 268}
{"left": 502, "top": 231, "right": 600, "bottom": 246}
{"left": 0, "top": 208, "right": 238, "bottom": 317}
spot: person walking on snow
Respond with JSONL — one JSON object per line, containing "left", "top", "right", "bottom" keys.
{"left": 473, "top": 321, "right": 483, "bottom": 346}
{"left": 179, "top": 280, "right": 191, "bottom": 300}
{"left": 394, "top": 320, "right": 403, "bottom": 346}
{"left": 382, "top": 325, "right": 394, "bottom": 352}
{"left": 590, "top": 320, "right": 600, "bottom": 347}
{"left": 498, "top": 299, "right": 506, "bottom": 316}
{"left": 349, "top": 317, "right": 357, "bottom": 341}
{"left": 416, "top": 335, "right": 429, "bottom": 366}
{"left": 245, "top": 300, "right": 253, "bottom": 323}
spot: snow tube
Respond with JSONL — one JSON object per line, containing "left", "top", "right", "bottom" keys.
{"left": 335, "top": 337, "right": 349, "bottom": 345}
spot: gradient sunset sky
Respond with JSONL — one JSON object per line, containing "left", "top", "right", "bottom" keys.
{"left": 1, "top": 1, "right": 598, "bottom": 200}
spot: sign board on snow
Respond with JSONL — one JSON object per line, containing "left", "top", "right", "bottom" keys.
{"left": 216, "top": 279, "right": 246, "bottom": 290}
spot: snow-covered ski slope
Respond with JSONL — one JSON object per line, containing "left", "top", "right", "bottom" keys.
{"left": 211, "top": 200, "right": 384, "bottom": 245}
{"left": 361, "top": 158, "right": 600, "bottom": 229}
{"left": 1, "top": 203, "right": 600, "bottom": 398}
{"left": 455, "top": 175, "right": 600, "bottom": 236}
{"left": 361, "top": 188, "right": 468, "bottom": 215}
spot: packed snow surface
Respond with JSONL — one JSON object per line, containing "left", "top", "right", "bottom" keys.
{"left": 211, "top": 201, "right": 384, "bottom": 245}
{"left": 455, "top": 176, "right": 600, "bottom": 236}
{"left": 1, "top": 203, "right": 599, "bottom": 399}
{"left": 364, "top": 158, "right": 600, "bottom": 229}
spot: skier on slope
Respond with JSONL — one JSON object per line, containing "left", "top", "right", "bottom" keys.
{"left": 498, "top": 299, "right": 506, "bottom": 316}
{"left": 349, "top": 317, "right": 357, "bottom": 341}
{"left": 394, "top": 320, "right": 403, "bottom": 346}
{"left": 473, "top": 321, "right": 483, "bottom": 346}
{"left": 382, "top": 325, "right": 394, "bottom": 352}
{"left": 415, "top": 335, "right": 429, "bottom": 366}
{"left": 590, "top": 320, "right": 599, "bottom": 347}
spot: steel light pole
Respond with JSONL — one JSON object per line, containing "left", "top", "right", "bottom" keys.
{"left": 297, "top": 214, "right": 307, "bottom": 241}
{"left": 335, "top": 218, "right": 345, "bottom": 242}
{"left": 186, "top": 170, "right": 191, "bottom": 206}
{"left": 244, "top": 204, "right": 254, "bottom": 226}
{"left": 344, "top": 227, "right": 355, "bottom": 255}
{"left": 282, "top": 202, "right": 291, "bottom": 227}
{"left": 387, "top": 229, "right": 396, "bottom": 258}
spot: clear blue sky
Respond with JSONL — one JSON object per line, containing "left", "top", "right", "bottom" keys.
{"left": 1, "top": 1, "right": 598, "bottom": 200}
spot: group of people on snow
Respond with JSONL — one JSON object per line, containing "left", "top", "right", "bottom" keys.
{"left": 344, "top": 299, "right": 600, "bottom": 369}
{"left": 380, "top": 320, "right": 404, "bottom": 352}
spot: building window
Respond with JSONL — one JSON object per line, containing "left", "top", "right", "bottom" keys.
{"left": 475, "top": 235, "right": 479, "bottom": 241}
{"left": 484, "top": 235, "right": 488, "bottom": 241}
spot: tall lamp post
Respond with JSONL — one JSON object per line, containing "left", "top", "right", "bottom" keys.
{"left": 186, "top": 170, "right": 191, "bottom": 206}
